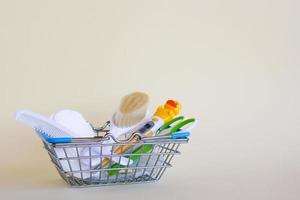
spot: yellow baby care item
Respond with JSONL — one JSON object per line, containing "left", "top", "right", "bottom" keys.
{"left": 149, "top": 99, "right": 182, "bottom": 134}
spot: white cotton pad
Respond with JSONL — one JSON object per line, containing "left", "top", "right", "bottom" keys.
{"left": 50, "top": 110, "right": 95, "bottom": 137}
{"left": 50, "top": 110, "right": 102, "bottom": 174}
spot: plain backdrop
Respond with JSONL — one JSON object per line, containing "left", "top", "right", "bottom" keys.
{"left": 0, "top": 0, "right": 299, "bottom": 199}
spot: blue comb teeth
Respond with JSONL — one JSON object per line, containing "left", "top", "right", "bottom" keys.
{"left": 36, "top": 130, "right": 72, "bottom": 143}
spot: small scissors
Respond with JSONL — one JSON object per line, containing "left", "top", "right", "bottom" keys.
{"left": 156, "top": 116, "right": 197, "bottom": 137}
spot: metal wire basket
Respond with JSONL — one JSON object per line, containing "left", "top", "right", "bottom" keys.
{"left": 41, "top": 123, "right": 189, "bottom": 187}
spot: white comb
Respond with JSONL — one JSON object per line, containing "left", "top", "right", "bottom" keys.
{"left": 15, "top": 110, "right": 73, "bottom": 138}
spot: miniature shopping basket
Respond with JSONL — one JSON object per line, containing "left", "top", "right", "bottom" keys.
{"left": 41, "top": 122, "right": 189, "bottom": 187}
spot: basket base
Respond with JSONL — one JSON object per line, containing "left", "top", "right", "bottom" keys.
{"left": 65, "top": 174, "right": 162, "bottom": 187}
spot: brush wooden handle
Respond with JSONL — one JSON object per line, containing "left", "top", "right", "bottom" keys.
{"left": 101, "top": 130, "right": 154, "bottom": 167}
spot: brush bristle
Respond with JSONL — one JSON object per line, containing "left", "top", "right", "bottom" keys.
{"left": 114, "top": 92, "right": 149, "bottom": 128}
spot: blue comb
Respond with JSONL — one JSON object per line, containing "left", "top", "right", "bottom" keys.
{"left": 36, "top": 130, "right": 73, "bottom": 143}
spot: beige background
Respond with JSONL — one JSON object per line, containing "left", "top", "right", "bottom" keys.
{"left": 0, "top": 0, "right": 299, "bottom": 199}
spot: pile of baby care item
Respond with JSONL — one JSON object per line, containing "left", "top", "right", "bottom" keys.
{"left": 15, "top": 92, "right": 196, "bottom": 180}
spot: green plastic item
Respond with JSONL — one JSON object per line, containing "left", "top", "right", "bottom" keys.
{"left": 170, "top": 118, "right": 196, "bottom": 133}
{"left": 107, "top": 144, "right": 154, "bottom": 176}
{"left": 158, "top": 116, "right": 196, "bottom": 135}
{"left": 106, "top": 163, "right": 125, "bottom": 176}
{"left": 158, "top": 116, "right": 184, "bottom": 132}
{"left": 129, "top": 144, "right": 153, "bottom": 161}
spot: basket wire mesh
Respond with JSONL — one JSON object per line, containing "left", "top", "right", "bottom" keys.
{"left": 41, "top": 125, "right": 189, "bottom": 187}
